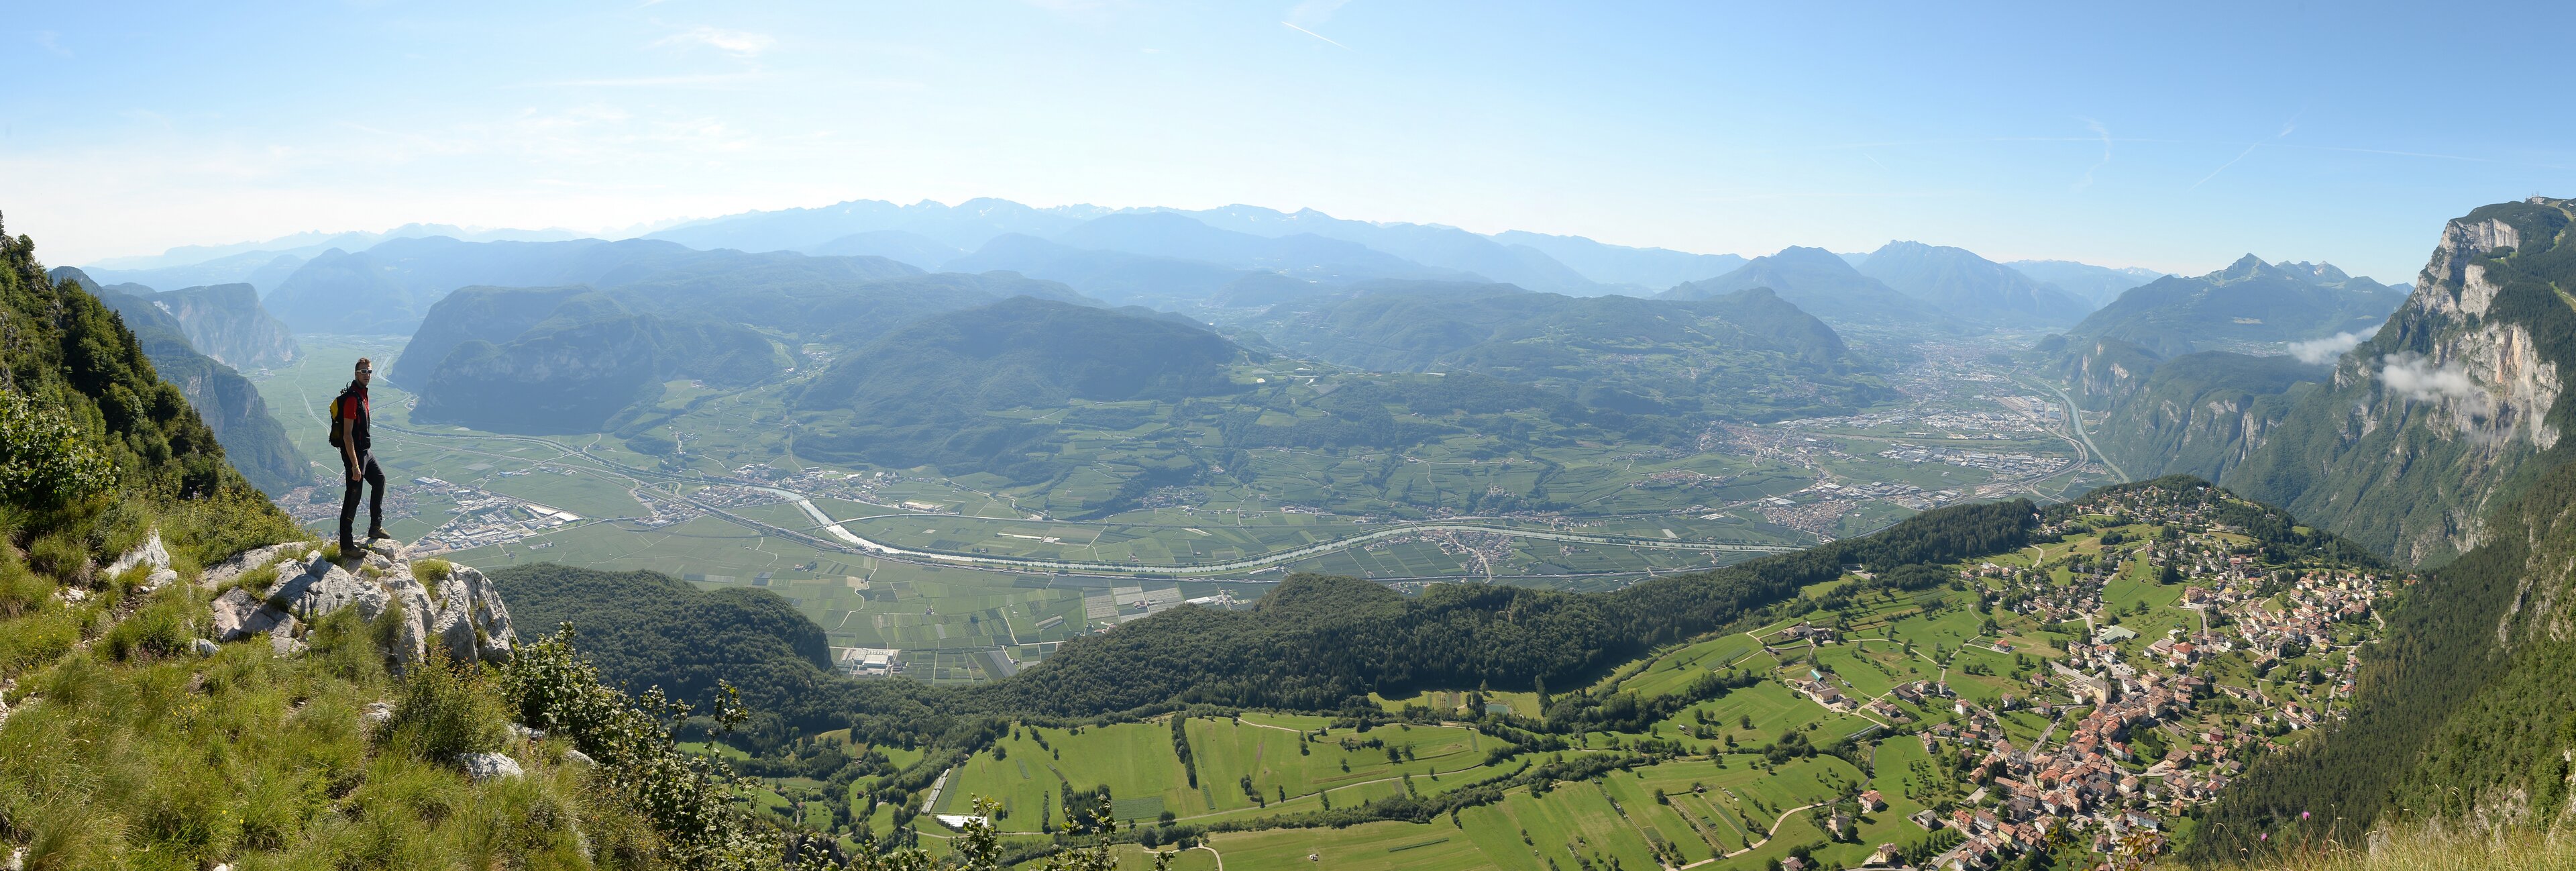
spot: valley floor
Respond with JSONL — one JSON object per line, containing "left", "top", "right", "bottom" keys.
{"left": 255, "top": 334, "right": 2112, "bottom": 687}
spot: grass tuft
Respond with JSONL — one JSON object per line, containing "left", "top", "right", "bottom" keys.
{"left": 382, "top": 653, "right": 509, "bottom": 761}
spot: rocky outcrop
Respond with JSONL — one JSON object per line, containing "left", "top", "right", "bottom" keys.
{"left": 458, "top": 752, "right": 525, "bottom": 782}
{"left": 203, "top": 541, "right": 515, "bottom": 666}
{"left": 105, "top": 531, "right": 180, "bottom": 593}
{"left": 2225, "top": 197, "right": 2576, "bottom": 564}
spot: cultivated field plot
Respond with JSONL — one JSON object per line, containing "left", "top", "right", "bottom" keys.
{"left": 936, "top": 715, "right": 1501, "bottom": 830}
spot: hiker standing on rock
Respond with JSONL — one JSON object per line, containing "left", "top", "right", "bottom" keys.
{"left": 332, "top": 357, "right": 390, "bottom": 554}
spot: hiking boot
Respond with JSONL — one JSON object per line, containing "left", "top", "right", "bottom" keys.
{"left": 338, "top": 538, "right": 359, "bottom": 557}
{"left": 366, "top": 527, "right": 392, "bottom": 541}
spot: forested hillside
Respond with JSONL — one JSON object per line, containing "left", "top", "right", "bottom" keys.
{"left": 790, "top": 297, "right": 1254, "bottom": 477}
{"left": 398, "top": 270, "right": 1086, "bottom": 434}
{"left": 487, "top": 564, "right": 841, "bottom": 707}
{"left": 414, "top": 292, "right": 789, "bottom": 433}
{"left": 1232, "top": 282, "right": 1888, "bottom": 420}
{"left": 49, "top": 270, "right": 299, "bottom": 368}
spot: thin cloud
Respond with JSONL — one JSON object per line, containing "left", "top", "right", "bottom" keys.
{"left": 2073, "top": 117, "right": 2112, "bottom": 191}
{"left": 2288, "top": 329, "right": 2372, "bottom": 364}
{"left": 34, "top": 30, "right": 68, "bottom": 56}
{"left": 651, "top": 25, "right": 774, "bottom": 57}
{"left": 2379, "top": 352, "right": 2481, "bottom": 403}
{"left": 1282, "top": 21, "right": 1352, "bottom": 50}
{"left": 513, "top": 72, "right": 769, "bottom": 89}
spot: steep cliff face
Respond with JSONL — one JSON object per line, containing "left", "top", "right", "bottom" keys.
{"left": 2090, "top": 352, "right": 2324, "bottom": 483}
{"left": 2047, "top": 336, "right": 2164, "bottom": 411}
{"left": 2225, "top": 197, "right": 2576, "bottom": 565}
{"left": 131, "top": 330, "right": 313, "bottom": 495}
{"left": 143, "top": 283, "right": 300, "bottom": 369}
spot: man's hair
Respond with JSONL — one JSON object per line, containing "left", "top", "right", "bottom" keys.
{"left": 355, "top": 357, "right": 373, "bottom": 374}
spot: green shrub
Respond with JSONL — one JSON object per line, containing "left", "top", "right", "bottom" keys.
{"left": 384, "top": 653, "right": 510, "bottom": 761}
{"left": 502, "top": 625, "right": 771, "bottom": 870}
{"left": 0, "top": 389, "right": 118, "bottom": 509}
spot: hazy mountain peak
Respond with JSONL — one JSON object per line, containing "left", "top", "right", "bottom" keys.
{"left": 1858, "top": 240, "right": 2093, "bottom": 325}
{"left": 1765, "top": 245, "right": 1867, "bottom": 273}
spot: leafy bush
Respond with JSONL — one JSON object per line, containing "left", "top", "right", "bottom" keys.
{"left": 0, "top": 389, "right": 117, "bottom": 509}
{"left": 384, "top": 653, "right": 510, "bottom": 760}
{"left": 502, "top": 624, "right": 771, "bottom": 870}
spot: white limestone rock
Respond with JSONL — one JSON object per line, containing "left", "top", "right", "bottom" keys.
{"left": 427, "top": 566, "right": 516, "bottom": 664}
{"left": 270, "top": 625, "right": 309, "bottom": 658}
{"left": 271, "top": 556, "right": 388, "bottom": 623}
{"left": 199, "top": 543, "right": 303, "bottom": 591}
{"left": 458, "top": 752, "right": 524, "bottom": 782}
{"left": 105, "top": 530, "right": 170, "bottom": 578}
{"left": 211, "top": 588, "right": 295, "bottom": 642}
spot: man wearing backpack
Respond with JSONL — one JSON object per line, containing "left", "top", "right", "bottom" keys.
{"left": 331, "top": 357, "right": 389, "bottom": 554}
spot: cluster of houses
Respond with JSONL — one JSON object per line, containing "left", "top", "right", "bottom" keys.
{"left": 1815, "top": 486, "right": 2403, "bottom": 869}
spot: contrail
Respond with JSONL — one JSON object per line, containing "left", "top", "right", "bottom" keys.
{"left": 2074, "top": 117, "right": 2112, "bottom": 191}
{"left": 1282, "top": 21, "right": 1352, "bottom": 50}
{"left": 2193, "top": 117, "right": 2299, "bottom": 190}
{"left": 2189, "top": 140, "right": 2266, "bottom": 190}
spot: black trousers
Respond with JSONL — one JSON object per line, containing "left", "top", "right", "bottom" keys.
{"left": 339, "top": 451, "right": 386, "bottom": 544}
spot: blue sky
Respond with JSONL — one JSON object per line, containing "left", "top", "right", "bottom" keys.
{"left": 4, "top": 1, "right": 2569, "bottom": 281}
